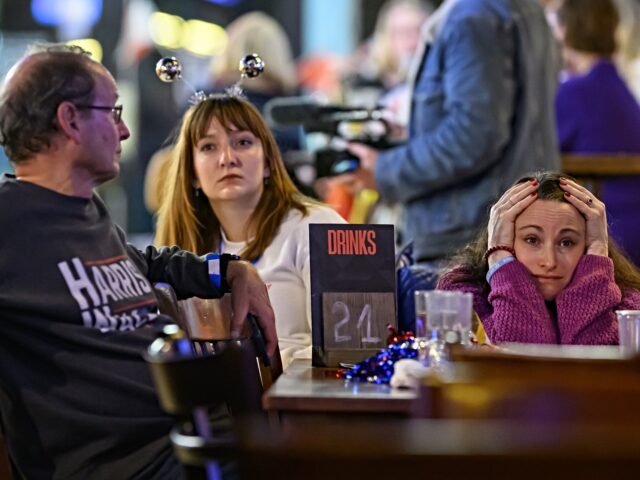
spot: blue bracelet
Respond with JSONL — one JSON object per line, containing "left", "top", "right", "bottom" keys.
{"left": 486, "top": 255, "right": 515, "bottom": 283}
{"left": 205, "top": 253, "right": 222, "bottom": 289}
{"left": 205, "top": 252, "right": 241, "bottom": 293}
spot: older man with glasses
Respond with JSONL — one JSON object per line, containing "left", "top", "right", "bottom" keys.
{"left": 0, "top": 43, "right": 276, "bottom": 479}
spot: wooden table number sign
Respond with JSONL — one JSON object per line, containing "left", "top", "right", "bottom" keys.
{"left": 310, "top": 224, "right": 396, "bottom": 367}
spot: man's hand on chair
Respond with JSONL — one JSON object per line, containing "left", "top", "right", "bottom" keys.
{"left": 226, "top": 261, "right": 277, "bottom": 357}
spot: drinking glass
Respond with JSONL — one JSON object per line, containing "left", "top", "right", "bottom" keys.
{"left": 426, "top": 290, "right": 473, "bottom": 346}
{"left": 178, "top": 296, "right": 232, "bottom": 340}
{"left": 413, "top": 290, "right": 430, "bottom": 363}
{"left": 616, "top": 310, "right": 640, "bottom": 356}
{"left": 413, "top": 290, "right": 429, "bottom": 338}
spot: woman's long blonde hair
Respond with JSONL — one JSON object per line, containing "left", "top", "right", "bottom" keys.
{"left": 155, "top": 94, "right": 311, "bottom": 260}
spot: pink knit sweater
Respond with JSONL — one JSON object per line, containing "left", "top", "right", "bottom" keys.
{"left": 437, "top": 255, "right": 640, "bottom": 345}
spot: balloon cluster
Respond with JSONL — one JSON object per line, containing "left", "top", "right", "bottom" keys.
{"left": 339, "top": 326, "right": 418, "bottom": 384}
{"left": 154, "top": 53, "right": 265, "bottom": 100}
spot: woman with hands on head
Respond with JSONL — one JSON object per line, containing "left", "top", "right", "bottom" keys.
{"left": 438, "top": 171, "right": 640, "bottom": 345}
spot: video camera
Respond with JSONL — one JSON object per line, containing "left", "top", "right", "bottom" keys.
{"left": 265, "top": 97, "right": 399, "bottom": 178}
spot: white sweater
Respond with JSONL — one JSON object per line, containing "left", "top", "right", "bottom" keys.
{"left": 221, "top": 204, "right": 345, "bottom": 367}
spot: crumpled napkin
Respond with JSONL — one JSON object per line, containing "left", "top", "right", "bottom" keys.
{"left": 389, "top": 358, "right": 432, "bottom": 389}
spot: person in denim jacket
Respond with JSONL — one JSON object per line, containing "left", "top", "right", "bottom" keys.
{"left": 341, "top": 0, "right": 561, "bottom": 263}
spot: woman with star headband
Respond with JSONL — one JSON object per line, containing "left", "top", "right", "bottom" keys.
{"left": 154, "top": 94, "right": 345, "bottom": 367}
{"left": 437, "top": 171, "right": 640, "bottom": 345}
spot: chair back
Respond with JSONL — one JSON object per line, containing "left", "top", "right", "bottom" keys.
{"left": 153, "top": 282, "right": 185, "bottom": 328}
{"left": 146, "top": 336, "right": 264, "bottom": 417}
{"left": 150, "top": 283, "right": 283, "bottom": 475}
{"left": 146, "top": 327, "right": 269, "bottom": 478}
{"left": 177, "top": 294, "right": 283, "bottom": 392}
{"left": 153, "top": 284, "right": 283, "bottom": 392}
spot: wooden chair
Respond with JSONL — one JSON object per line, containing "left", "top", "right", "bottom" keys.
{"left": 146, "top": 329, "right": 268, "bottom": 478}
{"left": 153, "top": 283, "right": 283, "bottom": 393}
{"left": 150, "top": 285, "right": 282, "bottom": 477}
{"left": 191, "top": 339, "right": 283, "bottom": 396}
{"left": 153, "top": 282, "right": 185, "bottom": 328}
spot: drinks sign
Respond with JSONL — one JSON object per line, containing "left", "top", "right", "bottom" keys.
{"left": 309, "top": 224, "right": 396, "bottom": 367}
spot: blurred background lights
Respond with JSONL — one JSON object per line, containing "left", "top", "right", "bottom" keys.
{"left": 148, "top": 11, "right": 227, "bottom": 57}
{"left": 32, "top": 0, "right": 102, "bottom": 39}
{"left": 182, "top": 19, "right": 227, "bottom": 57}
{"left": 205, "top": 0, "right": 242, "bottom": 6}
{"left": 148, "top": 11, "right": 184, "bottom": 50}
{"left": 66, "top": 38, "right": 103, "bottom": 62}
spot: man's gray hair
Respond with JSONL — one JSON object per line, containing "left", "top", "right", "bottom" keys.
{"left": 0, "top": 43, "right": 99, "bottom": 163}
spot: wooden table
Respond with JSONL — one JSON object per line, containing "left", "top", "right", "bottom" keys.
{"left": 244, "top": 346, "right": 640, "bottom": 479}
{"left": 263, "top": 346, "right": 640, "bottom": 427}
{"left": 238, "top": 418, "right": 640, "bottom": 480}
{"left": 562, "top": 154, "right": 640, "bottom": 176}
{"left": 262, "top": 359, "right": 417, "bottom": 424}
{"left": 418, "top": 344, "right": 640, "bottom": 424}
{"left": 561, "top": 153, "right": 640, "bottom": 197}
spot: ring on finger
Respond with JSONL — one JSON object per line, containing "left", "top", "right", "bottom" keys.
{"left": 586, "top": 197, "right": 594, "bottom": 207}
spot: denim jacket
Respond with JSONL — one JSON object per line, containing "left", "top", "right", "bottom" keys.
{"left": 376, "top": 0, "right": 560, "bottom": 261}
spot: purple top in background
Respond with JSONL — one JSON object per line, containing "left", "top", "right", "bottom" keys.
{"left": 555, "top": 60, "right": 640, "bottom": 265}
{"left": 438, "top": 255, "right": 640, "bottom": 345}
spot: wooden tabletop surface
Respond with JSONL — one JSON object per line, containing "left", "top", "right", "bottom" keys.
{"left": 262, "top": 359, "right": 416, "bottom": 414}
{"left": 263, "top": 345, "right": 636, "bottom": 415}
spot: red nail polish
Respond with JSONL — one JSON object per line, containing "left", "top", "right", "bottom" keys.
{"left": 564, "top": 192, "right": 571, "bottom": 197}
{"left": 531, "top": 191, "right": 537, "bottom": 196}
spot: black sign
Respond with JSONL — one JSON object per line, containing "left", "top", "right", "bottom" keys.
{"left": 310, "top": 224, "right": 396, "bottom": 367}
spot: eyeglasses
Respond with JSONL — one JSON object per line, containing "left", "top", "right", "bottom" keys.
{"left": 75, "top": 104, "right": 123, "bottom": 124}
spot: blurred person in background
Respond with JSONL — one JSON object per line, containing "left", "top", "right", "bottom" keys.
{"left": 333, "top": 0, "right": 561, "bottom": 266}
{"left": 143, "top": 143, "right": 174, "bottom": 214}
{"left": 297, "top": 54, "right": 351, "bottom": 103}
{"left": 330, "top": 0, "right": 432, "bottom": 227}
{"left": 154, "top": 94, "right": 345, "bottom": 368}
{"left": 554, "top": 0, "right": 640, "bottom": 266}
{"left": 114, "top": 0, "right": 180, "bottom": 238}
{"left": 344, "top": 0, "right": 433, "bottom": 119}
{"left": 207, "top": 11, "right": 302, "bottom": 155}
{"left": 614, "top": 0, "right": 640, "bottom": 100}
